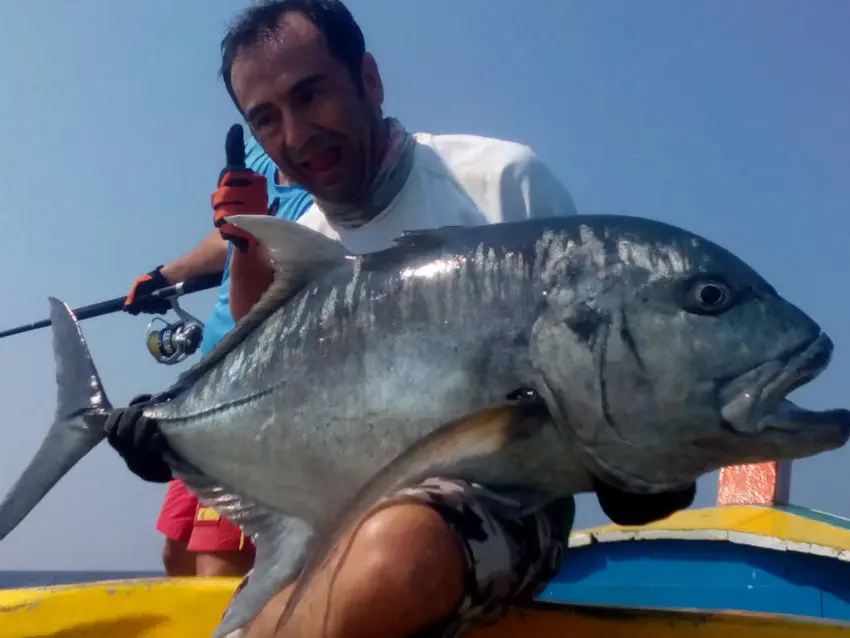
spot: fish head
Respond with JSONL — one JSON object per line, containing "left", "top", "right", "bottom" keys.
{"left": 528, "top": 218, "right": 850, "bottom": 495}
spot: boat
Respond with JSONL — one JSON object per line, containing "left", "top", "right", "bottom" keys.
{"left": 3, "top": 460, "right": 850, "bottom": 637}
{"left": 3, "top": 575, "right": 850, "bottom": 638}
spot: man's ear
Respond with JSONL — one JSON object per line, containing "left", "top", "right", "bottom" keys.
{"left": 360, "top": 52, "right": 384, "bottom": 109}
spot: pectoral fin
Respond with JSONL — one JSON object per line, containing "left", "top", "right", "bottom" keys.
{"left": 272, "top": 395, "right": 549, "bottom": 635}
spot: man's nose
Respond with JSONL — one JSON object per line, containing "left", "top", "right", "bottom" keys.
{"left": 282, "top": 109, "right": 318, "bottom": 157}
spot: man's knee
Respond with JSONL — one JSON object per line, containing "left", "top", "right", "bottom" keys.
{"left": 339, "top": 503, "right": 466, "bottom": 625}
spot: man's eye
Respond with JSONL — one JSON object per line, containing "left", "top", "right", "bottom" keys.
{"left": 293, "top": 90, "right": 316, "bottom": 110}
{"left": 252, "top": 113, "right": 274, "bottom": 129}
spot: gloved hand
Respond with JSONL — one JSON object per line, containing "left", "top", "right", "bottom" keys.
{"left": 593, "top": 476, "right": 696, "bottom": 527}
{"left": 123, "top": 267, "right": 172, "bottom": 315}
{"left": 105, "top": 393, "right": 173, "bottom": 483}
{"left": 211, "top": 124, "right": 269, "bottom": 253}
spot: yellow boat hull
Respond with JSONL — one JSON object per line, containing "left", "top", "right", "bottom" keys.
{"left": 2, "top": 577, "right": 850, "bottom": 638}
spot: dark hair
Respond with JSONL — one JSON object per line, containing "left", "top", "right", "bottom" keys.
{"left": 220, "top": 0, "right": 366, "bottom": 110}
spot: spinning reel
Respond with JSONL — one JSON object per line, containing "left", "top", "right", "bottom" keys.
{"left": 0, "top": 271, "right": 222, "bottom": 365}
{"left": 145, "top": 297, "right": 205, "bottom": 365}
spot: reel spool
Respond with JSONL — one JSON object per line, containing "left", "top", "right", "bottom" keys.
{"left": 145, "top": 298, "right": 205, "bottom": 365}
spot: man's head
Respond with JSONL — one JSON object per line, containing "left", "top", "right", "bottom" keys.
{"left": 221, "top": 0, "right": 386, "bottom": 204}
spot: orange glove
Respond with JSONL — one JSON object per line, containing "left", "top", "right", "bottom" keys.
{"left": 124, "top": 266, "right": 171, "bottom": 315}
{"left": 211, "top": 124, "right": 269, "bottom": 253}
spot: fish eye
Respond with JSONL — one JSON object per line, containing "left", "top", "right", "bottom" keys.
{"left": 686, "top": 279, "right": 733, "bottom": 314}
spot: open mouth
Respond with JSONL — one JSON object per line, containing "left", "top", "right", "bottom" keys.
{"left": 720, "top": 333, "right": 839, "bottom": 433}
{"left": 301, "top": 147, "right": 342, "bottom": 175}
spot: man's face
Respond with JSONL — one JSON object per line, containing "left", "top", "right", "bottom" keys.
{"left": 230, "top": 12, "right": 384, "bottom": 204}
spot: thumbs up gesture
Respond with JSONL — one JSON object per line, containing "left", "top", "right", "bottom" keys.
{"left": 211, "top": 124, "right": 270, "bottom": 252}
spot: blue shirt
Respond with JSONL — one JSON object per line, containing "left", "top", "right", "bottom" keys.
{"left": 200, "top": 137, "right": 313, "bottom": 354}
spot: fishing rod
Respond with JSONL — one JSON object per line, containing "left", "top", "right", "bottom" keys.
{"left": 0, "top": 271, "right": 223, "bottom": 365}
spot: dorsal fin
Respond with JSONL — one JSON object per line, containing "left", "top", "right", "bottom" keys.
{"left": 228, "top": 215, "right": 353, "bottom": 269}
{"left": 170, "top": 216, "right": 352, "bottom": 391}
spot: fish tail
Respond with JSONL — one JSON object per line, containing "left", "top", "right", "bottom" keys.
{"left": 0, "top": 297, "right": 112, "bottom": 540}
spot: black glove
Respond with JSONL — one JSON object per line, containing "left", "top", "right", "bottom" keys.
{"left": 593, "top": 476, "right": 697, "bottom": 527}
{"left": 123, "top": 266, "right": 172, "bottom": 315}
{"left": 106, "top": 393, "right": 173, "bottom": 483}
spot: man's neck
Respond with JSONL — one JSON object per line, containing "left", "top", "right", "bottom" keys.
{"left": 329, "top": 116, "right": 390, "bottom": 204}
{"left": 275, "top": 169, "right": 294, "bottom": 187}
{"left": 317, "top": 116, "right": 416, "bottom": 231}
{"left": 366, "top": 117, "right": 391, "bottom": 187}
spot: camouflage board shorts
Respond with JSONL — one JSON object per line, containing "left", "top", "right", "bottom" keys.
{"left": 402, "top": 478, "right": 573, "bottom": 637}
{"left": 227, "top": 477, "right": 574, "bottom": 638}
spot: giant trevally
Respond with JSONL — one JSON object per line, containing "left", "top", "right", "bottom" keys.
{"left": 0, "top": 214, "right": 847, "bottom": 637}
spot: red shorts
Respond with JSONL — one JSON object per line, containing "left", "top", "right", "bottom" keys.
{"left": 155, "top": 479, "right": 255, "bottom": 554}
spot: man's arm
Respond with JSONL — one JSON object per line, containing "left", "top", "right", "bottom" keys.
{"left": 123, "top": 228, "right": 229, "bottom": 315}
{"left": 229, "top": 244, "right": 275, "bottom": 322}
{"left": 159, "top": 228, "right": 229, "bottom": 284}
{"left": 499, "top": 146, "right": 579, "bottom": 222}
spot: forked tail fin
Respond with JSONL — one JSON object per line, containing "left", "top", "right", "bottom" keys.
{"left": 0, "top": 297, "right": 112, "bottom": 540}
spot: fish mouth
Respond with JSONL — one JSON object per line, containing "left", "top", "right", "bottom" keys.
{"left": 581, "top": 333, "right": 850, "bottom": 497}
{"left": 720, "top": 332, "right": 849, "bottom": 435}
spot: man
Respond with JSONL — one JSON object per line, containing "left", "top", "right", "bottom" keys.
{"left": 122, "top": 134, "right": 313, "bottom": 579}
{"left": 108, "top": 1, "right": 692, "bottom": 636}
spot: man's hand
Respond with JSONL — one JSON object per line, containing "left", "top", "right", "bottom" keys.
{"left": 212, "top": 124, "right": 269, "bottom": 253}
{"left": 593, "top": 476, "right": 697, "bottom": 527}
{"left": 105, "top": 394, "right": 173, "bottom": 483}
{"left": 123, "top": 267, "right": 172, "bottom": 315}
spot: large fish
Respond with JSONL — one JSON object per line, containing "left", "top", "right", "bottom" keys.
{"left": 0, "top": 214, "right": 847, "bottom": 636}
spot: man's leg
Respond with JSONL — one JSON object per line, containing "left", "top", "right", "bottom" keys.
{"left": 188, "top": 502, "right": 256, "bottom": 578}
{"left": 239, "top": 478, "right": 571, "bottom": 638}
{"left": 155, "top": 479, "right": 199, "bottom": 576}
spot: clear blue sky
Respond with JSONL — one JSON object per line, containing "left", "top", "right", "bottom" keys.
{"left": 0, "top": 1, "right": 847, "bottom": 570}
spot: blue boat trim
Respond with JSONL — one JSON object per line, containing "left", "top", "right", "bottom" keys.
{"left": 535, "top": 534, "right": 850, "bottom": 621}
